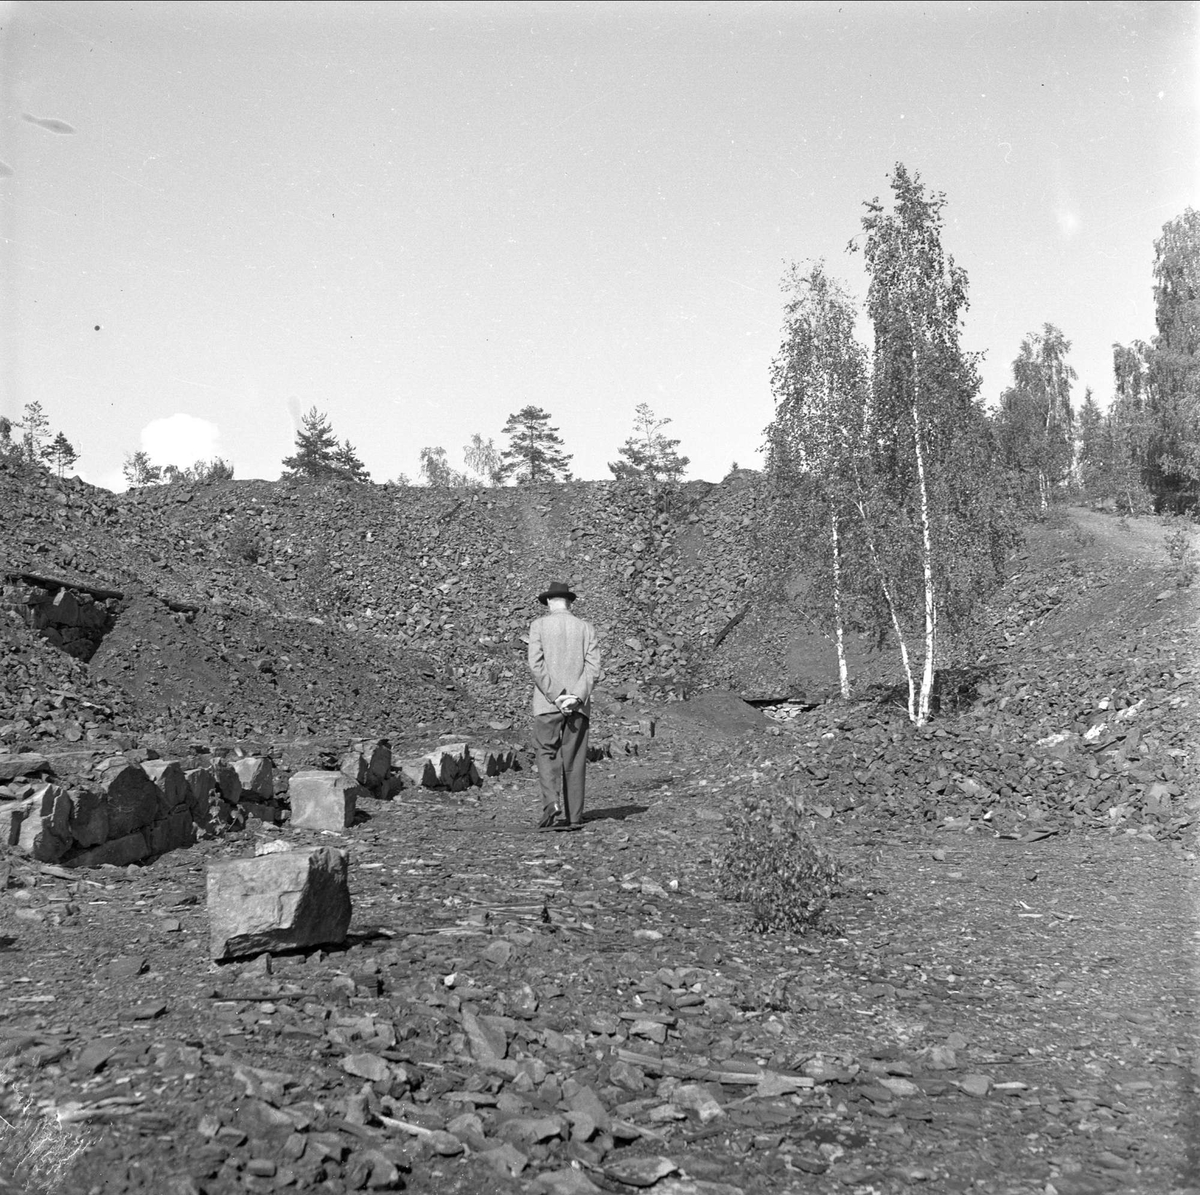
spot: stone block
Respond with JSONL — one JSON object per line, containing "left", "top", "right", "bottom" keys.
{"left": 148, "top": 808, "right": 195, "bottom": 856}
{"left": 432, "top": 744, "right": 470, "bottom": 786}
{"left": 100, "top": 763, "right": 160, "bottom": 837}
{"left": 206, "top": 846, "right": 352, "bottom": 960}
{"left": 365, "top": 742, "right": 392, "bottom": 791}
{"left": 16, "top": 784, "right": 71, "bottom": 862}
{"left": 69, "top": 788, "right": 109, "bottom": 847}
{"left": 184, "top": 767, "right": 216, "bottom": 820}
{"left": 399, "top": 757, "right": 439, "bottom": 788}
{"left": 212, "top": 760, "right": 243, "bottom": 805}
{"left": 142, "top": 759, "right": 189, "bottom": 814}
{"left": 48, "top": 588, "right": 80, "bottom": 626}
{"left": 234, "top": 756, "right": 274, "bottom": 798}
{"left": 289, "top": 771, "right": 361, "bottom": 831}
{"left": 242, "top": 800, "right": 284, "bottom": 824}
{"left": 69, "top": 830, "right": 148, "bottom": 868}
{"left": 340, "top": 752, "right": 368, "bottom": 785}
{"left": 0, "top": 754, "right": 49, "bottom": 783}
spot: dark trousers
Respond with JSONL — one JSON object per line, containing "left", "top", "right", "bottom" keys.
{"left": 531, "top": 711, "right": 590, "bottom": 825}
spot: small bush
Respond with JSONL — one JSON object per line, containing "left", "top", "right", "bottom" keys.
{"left": 719, "top": 781, "right": 842, "bottom": 934}
{"left": 0, "top": 1089, "right": 92, "bottom": 1194}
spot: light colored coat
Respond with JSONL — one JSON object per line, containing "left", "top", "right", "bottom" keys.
{"left": 528, "top": 609, "right": 601, "bottom": 716}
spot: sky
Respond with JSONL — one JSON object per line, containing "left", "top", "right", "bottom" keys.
{"left": 1, "top": 1, "right": 1197, "bottom": 491}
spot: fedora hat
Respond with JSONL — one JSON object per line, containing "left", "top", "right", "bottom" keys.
{"left": 537, "top": 581, "right": 577, "bottom": 605}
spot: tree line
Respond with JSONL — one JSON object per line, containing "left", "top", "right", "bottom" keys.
{"left": 279, "top": 401, "right": 688, "bottom": 489}
{"left": 766, "top": 164, "right": 1198, "bottom": 726}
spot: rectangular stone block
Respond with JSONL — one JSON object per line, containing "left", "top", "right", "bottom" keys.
{"left": 399, "top": 757, "right": 438, "bottom": 788}
{"left": 212, "top": 760, "right": 243, "bottom": 805}
{"left": 69, "top": 830, "right": 148, "bottom": 868}
{"left": 288, "top": 771, "right": 361, "bottom": 831}
{"left": 340, "top": 752, "right": 368, "bottom": 784}
{"left": 69, "top": 788, "right": 108, "bottom": 847}
{"left": 234, "top": 756, "right": 275, "bottom": 798}
{"left": 100, "top": 763, "right": 160, "bottom": 837}
{"left": 142, "top": 759, "right": 189, "bottom": 814}
{"left": 184, "top": 767, "right": 216, "bottom": 820}
{"left": 206, "top": 846, "right": 352, "bottom": 960}
{"left": 17, "top": 784, "right": 71, "bottom": 862}
{"left": 147, "top": 807, "right": 195, "bottom": 856}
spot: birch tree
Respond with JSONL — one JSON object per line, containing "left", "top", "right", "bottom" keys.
{"left": 856, "top": 164, "right": 1009, "bottom": 725}
{"left": 767, "top": 262, "right": 870, "bottom": 698}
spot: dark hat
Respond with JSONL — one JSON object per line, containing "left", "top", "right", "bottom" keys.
{"left": 537, "top": 581, "right": 577, "bottom": 605}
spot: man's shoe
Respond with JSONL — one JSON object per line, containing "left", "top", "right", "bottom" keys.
{"left": 536, "top": 809, "right": 560, "bottom": 831}
{"left": 555, "top": 821, "right": 584, "bottom": 832}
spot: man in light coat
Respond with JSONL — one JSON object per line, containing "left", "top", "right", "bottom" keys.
{"left": 527, "top": 581, "right": 601, "bottom": 831}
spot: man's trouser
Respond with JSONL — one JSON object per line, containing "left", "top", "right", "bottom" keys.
{"left": 531, "top": 711, "right": 590, "bottom": 825}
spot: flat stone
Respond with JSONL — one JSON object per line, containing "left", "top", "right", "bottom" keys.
{"left": 207, "top": 846, "right": 352, "bottom": 960}
{"left": 69, "top": 830, "right": 148, "bottom": 868}
{"left": 0, "top": 754, "right": 50, "bottom": 782}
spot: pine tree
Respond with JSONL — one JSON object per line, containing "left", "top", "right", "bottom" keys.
{"left": 333, "top": 439, "right": 369, "bottom": 482}
{"left": 608, "top": 404, "right": 689, "bottom": 487}
{"left": 19, "top": 402, "right": 51, "bottom": 465}
{"left": 282, "top": 407, "right": 341, "bottom": 479}
{"left": 498, "top": 405, "right": 572, "bottom": 484}
{"left": 46, "top": 432, "right": 78, "bottom": 478}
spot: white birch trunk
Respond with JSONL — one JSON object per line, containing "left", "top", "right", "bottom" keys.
{"left": 830, "top": 510, "right": 850, "bottom": 699}
{"left": 912, "top": 398, "right": 940, "bottom": 729}
{"left": 855, "top": 497, "right": 917, "bottom": 717}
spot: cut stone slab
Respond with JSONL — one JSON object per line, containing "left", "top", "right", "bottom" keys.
{"left": 142, "top": 759, "right": 189, "bottom": 813}
{"left": 0, "top": 754, "right": 50, "bottom": 783}
{"left": 288, "top": 771, "right": 363, "bottom": 831}
{"left": 100, "top": 762, "right": 160, "bottom": 838}
{"left": 69, "top": 830, "right": 148, "bottom": 868}
{"left": 68, "top": 788, "right": 109, "bottom": 848}
{"left": 234, "top": 756, "right": 274, "bottom": 798}
{"left": 17, "top": 783, "right": 71, "bottom": 861}
{"left": 207, "top": 846, "right": 351, "bottom": 960}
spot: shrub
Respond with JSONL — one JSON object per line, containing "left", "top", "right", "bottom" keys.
{"left": 719, "top": 781, "right": 842, "bottom": 934}
{"left": 0, "top": 1089, "right": 93, "bottom": 1194}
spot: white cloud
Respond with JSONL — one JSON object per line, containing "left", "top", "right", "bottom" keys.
{"left": 141, "top": 413, "right": 223, "bottom": 468}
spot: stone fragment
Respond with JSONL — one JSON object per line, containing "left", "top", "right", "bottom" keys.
{"left": 531, "top": 1169, "right": 600, "bottom": 1194}
{"left": 234, "top": 756, "right": 274, "bottom": 798}
{"left": 495, "top": 1115, "right": 566, "bottom": 1145}
{"left": 339, "top": 752, "right": 368, "bottom": 785}
{"left": 364, "top": 741, "right": 391, "bottom": 791}
{"left": 341, "top": 1053, "right": 390, "bottom": 1082}
{"left": 567, "top": 1084, "right": 611, "bottom": 1133}
{"left": 604, "top": 1156, "right": 679, "bottom": 1187}
{"left": 70, "top": 831, "right": 148, "bottom": 868}
{"left": 288, "top": 771, "right": 362, "bottom": 831}
{"left": 671, "top": 1084, "right": 723, "bottom": 1123}
{"left": 0, "top": 754, "right": 49, "bottom": 782}
{"left": 480, "top": 1142, "right": 528, "bottom": 1178}
{"left": 16, "top": 783, "right": 71, "bottom": 861}
{"left": 207, "top": 846, "right": 351, "bottom": 960}
{"left": 959, "top": 1073, "right": 992, "bottom": 1097}
{"left": 68, "top": 789, "right": 108, "bottom": 848}
{"left": 142, "top": 760, "right": 189, "bottom": 813}
{"left": 99, "top": 762, "right": 160, "bottom": 838}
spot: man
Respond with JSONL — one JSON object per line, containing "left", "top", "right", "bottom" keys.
{"left": 527, "top": 581, "right": 601, "bottom": 831}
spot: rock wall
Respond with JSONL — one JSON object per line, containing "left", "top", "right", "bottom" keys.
{"left": 1, "top": 737, "right": 529, "bottom": 868}
{"left": 2, "top": 573, "right": 120, "bottom": 662}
